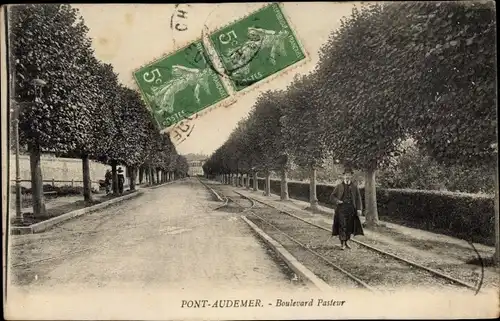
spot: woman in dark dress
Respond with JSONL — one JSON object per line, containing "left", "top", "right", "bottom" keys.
{"left": 329, "top": 170, "right": 364, "bottom": 250}
{"left": 117, "top": 167, "right": 125, "bottom": 195}
{"left": 104, "top": 169, "right": 112, "bottom": 195}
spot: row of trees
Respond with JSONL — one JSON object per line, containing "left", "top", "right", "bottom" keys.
{"left": 203, "top": 2, "right": 498, "bottom": 260}
{"left": 9, "top": 4, "right": 189, "bottom": 217}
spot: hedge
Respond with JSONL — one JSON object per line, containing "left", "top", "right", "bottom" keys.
{"left": 248, "top": 178, "right": 495, "bottom": 246}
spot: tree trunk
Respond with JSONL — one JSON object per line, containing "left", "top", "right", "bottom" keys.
{"left": 265, "top": 170, "right": 271, "bottom": 196}
{"left": 111, "top": 160, "right": 118, "bottom": 194}
{"left": 82, "top": 153, "right": 92, "bottom": 203}
{"left": 245, "top": 173, "right": 250, "bottom": 189}
{"left": 156, "top": 169, "right": 160, "bottom": 183}
{"left": 280, "top": 167, "right": 289, "bottom": 201}
{"left": 308, "top": 166, "right": 319, "bottom": 210}
{"left": 139, "top": 166, "right": 144, "bottom": 184}
{"left": 364, "top": 166, "right": 380, "bottom": 226}
{"left": 494, "top": 169, "right": 499, "bottom": 265}
{"left": 253, "top": 171, "right": 258, "bottom": 191}
{"left": 130, "top": 166, "right": 137, "bottom": 191}
{"left": 28, "top": 142, "right": 45, "bottom": 217}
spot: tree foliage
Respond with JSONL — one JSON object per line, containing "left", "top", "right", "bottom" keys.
{"left": 281, "top": 73, "right": 326, "bottom": 169}
{"left": 400, "top": 1, "right": 497, "bottom": 167}
{"left": 378, "top": 141, "right": 496, "bottom": 194}
{"left": 204, "top": 1, "right": 496, "bottom": 196}
{"left": 10, "top": 4, "right": 95, "bottom": 152}
{"left": 10, "top": 4, "right": 188, "bottom": 184}
{"left": 316, "top": 3, "right": 411, "bottom": 171}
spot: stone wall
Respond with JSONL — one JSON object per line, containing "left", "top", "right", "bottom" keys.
{"left": 9, "top": 154, "right": 110, "bottom": 190}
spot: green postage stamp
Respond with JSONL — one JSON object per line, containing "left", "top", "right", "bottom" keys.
{"left": 208, "top": 3, "right": 306, "bottom": 91}
{"left": 134, "top": 3, "right": 306, "bottom": 131}
{"left": 133, "top": 40, "right": 229, "bottom": 130}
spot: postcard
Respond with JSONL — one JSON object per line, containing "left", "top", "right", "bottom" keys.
{"left": 2, "top": 2, "right": 499, "bottom": 320}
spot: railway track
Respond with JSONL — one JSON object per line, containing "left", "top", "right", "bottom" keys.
{"left": 204, "top": 181, "right": 480, "bottom": 293}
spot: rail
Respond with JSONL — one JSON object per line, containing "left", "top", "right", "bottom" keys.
{"left": 221, "top": 190, "right": 374, "bottom": 291}
{"left": 234, "top": 190, "right": 480, "bottom": 293}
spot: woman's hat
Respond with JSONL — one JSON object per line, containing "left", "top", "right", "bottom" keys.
{"left": 117, "top": 167, "right": 124, "bottom": 173}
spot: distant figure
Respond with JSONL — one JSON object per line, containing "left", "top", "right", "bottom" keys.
{"left": 329, "top": 169, "right": 364, "bottom": 250}
{"left": 117, "top": 167, "right": 125, "bottom": 194}
{"left": 104, "top": 169, "right": 112, "bottom": 195}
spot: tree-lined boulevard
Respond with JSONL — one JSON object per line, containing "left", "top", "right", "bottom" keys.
{"left": 4, "top": 3, "right": 499, "bottom": 319}
{"left": 202, "top": 2, "right": 498, "bottom": 263}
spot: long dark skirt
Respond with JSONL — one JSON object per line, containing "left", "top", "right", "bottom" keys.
{"left": 332, "top": 204, "right": 364, "bottom": 241}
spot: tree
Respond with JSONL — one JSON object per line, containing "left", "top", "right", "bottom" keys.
{"left": 316, "top": 3, "right": 409, "bottom": 225}
{"left": 10, "top": 4, "right": 99, "bottom": 215}
{"left": 251, "top": 90, "right": 289, "bottom": 199}
{"left": 118, "top": 87, "right": 154, "bottom": 191}
{"left": 242, "top": 112, "right": 265, "bottom": 191}
{"left": 94, "top": 63, "right": 125, "bottom": 194}
{"left": 282, "top": 73, "right": 327, "bottom": 209}
{"left": 397, "top": 1, "right": 497, "bottom": 262}
{"left": 175, "top": 155, "right": 189, "bottom": 178}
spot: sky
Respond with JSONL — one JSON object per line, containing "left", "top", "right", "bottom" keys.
{"left": 74, "top": 3, "right": 358, "bottom": 156}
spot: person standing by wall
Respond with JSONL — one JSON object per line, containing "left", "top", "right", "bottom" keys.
{"left": 329, "top": 169, "right": 364, "bottom": 250}
{"left": 104, "top": 169, "right": 112, "bottom": 195}
{"left": 117, "top": 167, "right": 125, "bottom": 195}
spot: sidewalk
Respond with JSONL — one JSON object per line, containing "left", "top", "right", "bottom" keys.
{"left": 15, "top": 183, "right": 138, "bottom": 214}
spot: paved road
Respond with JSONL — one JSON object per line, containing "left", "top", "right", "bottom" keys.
{"left": 8, "top": 178, "right": 306, "bottom": 293}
